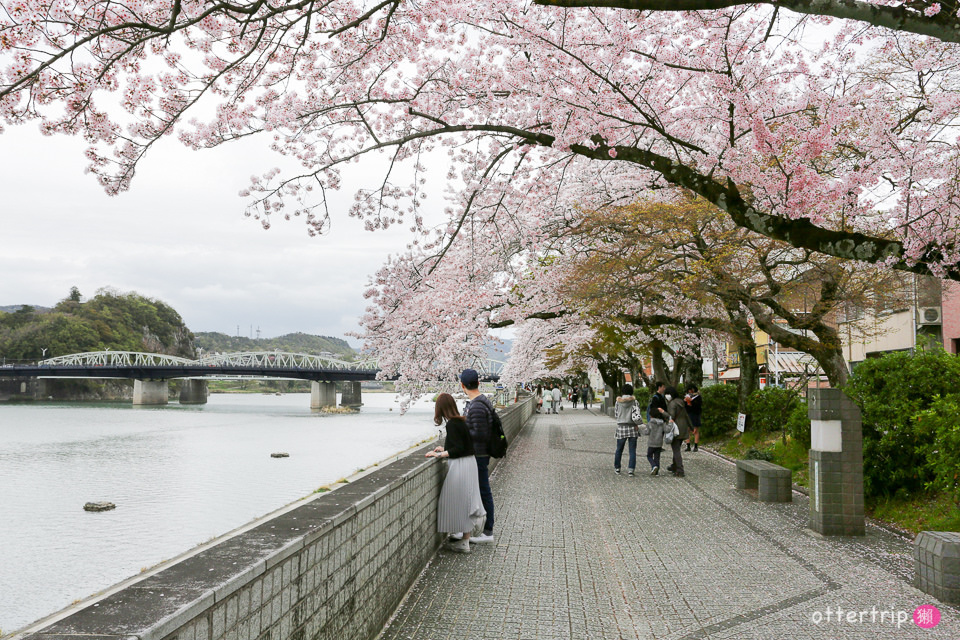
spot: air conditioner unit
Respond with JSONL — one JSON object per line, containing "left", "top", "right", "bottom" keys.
{"left": 917, "top": 306, "right": 942, "bottom": 325}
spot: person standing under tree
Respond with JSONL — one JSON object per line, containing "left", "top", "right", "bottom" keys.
{"left": 426, "top": 393, "right": 486, "bottom": 553}
{"left": 684, "top": 383, "right": 702, "bottom": 452}
{"left": 613, "top": 383, "right": 640, "bottom": 477}
{"left": 551, "top": 384, "right": 562, "bottom": 414}
{"left": 461, "top": 368, "right": 496, "bottom": 544}
{"left": 665, "top": 386, "right": 691, "bottom": 478}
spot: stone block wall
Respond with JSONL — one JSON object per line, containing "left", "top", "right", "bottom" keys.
{"left": 23, "top": 396, "right": 536, "bottom": 640}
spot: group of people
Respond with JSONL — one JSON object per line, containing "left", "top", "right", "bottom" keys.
{"left": 534, "top": 383, "right": 593, "bottom": 414}
{"left": 613, "top": 382, "right": 702, "bottom": 478}
{"left": 425, "top": 374, "right": 703, "bottom": 555}
{"left": 425, "top": 368, "right": 497, "bottom": 554}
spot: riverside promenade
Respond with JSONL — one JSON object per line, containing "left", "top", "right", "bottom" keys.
{"left": 380, "top": 408, "right": 958, "bottom": 639}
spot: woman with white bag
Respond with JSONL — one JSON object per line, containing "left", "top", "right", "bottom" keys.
{"left": 665, "top": 386, "right": 691, "bottom": 478}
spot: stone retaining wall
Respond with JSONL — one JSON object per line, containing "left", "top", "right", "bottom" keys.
{"left": 23, "top": 395, "right": 534, "bottom": 640}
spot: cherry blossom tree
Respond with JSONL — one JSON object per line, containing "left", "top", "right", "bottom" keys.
{"left": 561, "top": 193, "right": 907, "bottom": 387}
{"left": 4, "top": 1, "right": 960, "bottom": 278}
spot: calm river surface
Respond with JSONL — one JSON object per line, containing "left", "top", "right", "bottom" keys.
{"left": 0, "top": 392, "right": 438, "bottom": 633}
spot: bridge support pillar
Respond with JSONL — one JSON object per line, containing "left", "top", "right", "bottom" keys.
{"left": 311, "top": 381, "right": 337, "bottom": 410}
{"left": 179, "top": 380, "right": 208, "bottom": 405}
{"left": 133, "top": 380, "right": 168, "bottom": 406}
{"left": 340, "top": 381, "right": 362, "bottom": 408}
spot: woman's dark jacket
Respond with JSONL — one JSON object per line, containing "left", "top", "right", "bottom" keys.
{"left": 444, "top": 417, "right": 476, "bottom": 459}
{"left": 686, "top": 394, "right": 703, "bottom": 426}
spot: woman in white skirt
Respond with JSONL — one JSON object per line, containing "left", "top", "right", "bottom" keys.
{"left": 426, "top": 393, "right": 486, "bottom": 553}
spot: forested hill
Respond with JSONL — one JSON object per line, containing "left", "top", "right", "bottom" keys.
{"left": 194, "top": 332, "right": 356, "bottom": 360}
{"left": 0, "top": 289, "right": 194, "bottom": 361}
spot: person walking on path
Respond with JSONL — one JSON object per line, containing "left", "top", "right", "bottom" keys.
{"left": 665, "top": 386, "right": 691, "bottom": 477}
{"left": 645, "top": 408, "right": 667, "bottom": 476}
{"left": 649, "top": 381, "right": 669, "bottom": 424}
{"left": 571, "top": 386, "right": 579, "bottom": 409}
{"left": 613, "top": 383, "right": 640, "bottom": 476}
{"left": 535, "top": 385, "right": 543, "bottom": 414}
{"left": 684, "top": 383, "right": 702, "bottom": 452}
{"left": 426, "top": 393, "right": 486, "bottom": 553}
{"left": 461, "top": 368, "right": 496, "bottom": 544}
{"left": 551, "top": 385, "right": 562, "bottom": 414}
{"left": 581, "top": 385, "right": 591, "bottom": 409}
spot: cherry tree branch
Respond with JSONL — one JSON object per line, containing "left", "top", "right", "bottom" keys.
{"left": 532, "top": 0, "right": 960, "bottom": 44}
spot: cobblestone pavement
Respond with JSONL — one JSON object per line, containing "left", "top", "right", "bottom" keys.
{"left": 379, "top": 409, "right": 959, "bottom": 639}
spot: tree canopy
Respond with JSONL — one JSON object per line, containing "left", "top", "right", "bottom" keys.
{"left": 0, "top": 288, "right": 194, "bottom": 360}
{"left": 4, "top": 0, "right": 960, "bottom": 277}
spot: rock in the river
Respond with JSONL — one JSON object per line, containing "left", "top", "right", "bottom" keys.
{"left": 84, "top": 502, "right": 116, "bottom": 512}
{"left": 271, "top": 452, "right": 290, "bottom": 458}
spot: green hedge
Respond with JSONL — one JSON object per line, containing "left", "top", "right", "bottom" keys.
{"left": 916, "top": 393, "right": 960, "bottom": 507}
{"left": 701, "top": 384, "right": 738, "bottom": 438}
{"left": 745, "top": 387, "right": 802, "bottom": 435}
{"left": 845, "top": 348, "right": 960, "bottom": 499}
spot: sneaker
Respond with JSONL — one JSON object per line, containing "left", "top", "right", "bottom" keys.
{"left": 693, "top": 444, "right": 699, "bottom": 452}
{"left": 685, "top": 443, "right": 691, "bottom": 452}
{"left": 445, "top": 539, "right": 471, "bottom": 553}
{"left": 628, "top": 470, "right": 635, "bottom": 477}
{"left": 472, "top": 533, "right": 495, "bottom": 544}
{"left": 651, "top": 466, "right": 659, "bottom": 476}
{"left": 614, "top": 468, "right": 621, "bottom": 475}
{"left": 667, "top": 464, "right": 676, "bottom": 473}
{"left": 448, "top": 532, "right": 463, "bottom": 541}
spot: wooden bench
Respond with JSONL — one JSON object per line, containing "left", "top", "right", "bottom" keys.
{"left": 736, "top": 459, "right": 792, "bottom": 502}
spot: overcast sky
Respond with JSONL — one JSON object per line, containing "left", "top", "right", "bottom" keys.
{"left": 1, "top": 124, "right": 451, "bottom": 346}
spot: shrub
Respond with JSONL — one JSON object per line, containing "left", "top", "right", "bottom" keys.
{"left": 845, "top": 347, "right": 960, "bottom": 498}
{"left": 917, "top": 393, "right": 960, "bottom": 507}
{"left": 785, "top": 401, "right": 811, "bottom": 446}
{"left": 746, "top": 387, "right": 802, "bottom": 435}
{"left": 700, "top": 383, "right": 739, "bottom": 439}
{"left": 745, "top": 447, "right": 774, "bottom": 461}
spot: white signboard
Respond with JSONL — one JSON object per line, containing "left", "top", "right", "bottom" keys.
{"left": 737, "top": 413, "right": 746, "bottom": 433}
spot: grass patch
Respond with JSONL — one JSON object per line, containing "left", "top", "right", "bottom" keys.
{"left": 867, "top": 492, "right": 960, "bottom": 535}
{"left": 708, "top": 431, "right": 960, "bottom": 533}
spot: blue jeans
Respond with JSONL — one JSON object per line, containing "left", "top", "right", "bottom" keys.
{"left": 647, "top": 446, "right": 662, "bottom": 469}
{"left": 476, "top": 455, "right": 494, "bottom": 534}
{"left": 615, "top": 437, "right": 637, "bottom": 471}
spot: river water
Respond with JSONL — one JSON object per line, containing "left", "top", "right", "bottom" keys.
{"left": 0, "top": 393, "right": 439, "bottom": 634}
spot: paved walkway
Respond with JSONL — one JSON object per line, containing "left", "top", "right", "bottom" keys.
{"left": 380, "top": 409, "right": 958, "bottom": 639}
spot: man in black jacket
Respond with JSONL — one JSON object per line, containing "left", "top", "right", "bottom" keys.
{"left": 461, "top": 368, "right": 496, "bottom": 544}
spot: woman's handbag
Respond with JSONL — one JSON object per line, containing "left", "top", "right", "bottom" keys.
{"left": 663, "top": 419, "right": 680, "bottom": 444}
{"left": 630, "top": 401, "right": 644, "bottom": 424}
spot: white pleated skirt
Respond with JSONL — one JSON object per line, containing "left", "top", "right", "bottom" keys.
{"left": 437, "top": 456, "right": 486, "bottom": 534}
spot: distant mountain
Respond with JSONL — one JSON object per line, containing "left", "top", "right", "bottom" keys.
{"left": 194, "top": 331, "right": 356, "bottom": 360}
{"left": 0, "top": 292, "right": 192, "bottom": 360}
{"left": 0, "top": 305, "right": 52, "bottom": 313}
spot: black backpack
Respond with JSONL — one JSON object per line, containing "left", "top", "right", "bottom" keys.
{"left": 488, "top": 408, "right": 508, "bottom": 458}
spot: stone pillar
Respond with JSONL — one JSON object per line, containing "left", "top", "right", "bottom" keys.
{"left": 915, "top": 531, "right": 960, "bottom": 604}
{"left": 311, "top": 381, "right": 337, "bottom": 410}
{"left": 340, "top": 381, "right": 362, "bottom": 408}
{"left": 807, "top": 388, "right": 864, "bottom": 536}
{"left": 179, "top": 379, "right": 208, "bottom": 404}
{"left": 133, "top": 379, "right": 168, "bottom": 406}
